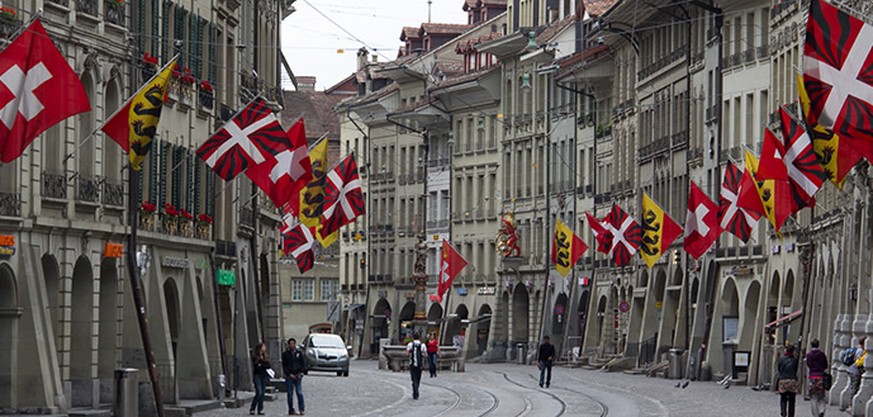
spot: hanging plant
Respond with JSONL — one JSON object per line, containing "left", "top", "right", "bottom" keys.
{"left": 163, "top": 202, "right": 179, "bottom": 218}
{"left": 140, "top": 201, "right": 157, "bottom": 214}
{"left": 0, "top": 6, "right": 18, "bottom": 23}
{"left": 200, "top": 80, "right": 213, "bottom": 92}
{"left": 107, "top": 0, "right": 124, "bottom": 11}
{"left": 197, "top": 213, "right": 213, "bottom": 226}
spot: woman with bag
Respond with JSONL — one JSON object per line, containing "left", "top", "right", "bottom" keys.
{"left": 777, "top": 345, "right": 799, "bottom": 417}
{"left": 250, "top": 342, "right": 272, "bottom": 415}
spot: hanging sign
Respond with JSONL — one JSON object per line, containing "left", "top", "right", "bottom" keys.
{"left": 104, "top": 243, "right": 124, "bottom": 258}
{"left": 0, "top": 235, "right": 15, "bottom": 256}
{"left": 216, "top": 269, "right": 236, "bottom": 286}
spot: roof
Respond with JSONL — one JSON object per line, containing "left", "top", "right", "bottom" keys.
{"left": 536, "top": 13, "right": 576, "bottom": 44}
{"left": 434, "top": 61, "right": 465, "bottom": 78}
{"left": 555, "top": 44, "right": 611, "bottom": 79}
{"left": 430, "top": 66, "right": 500, "bottom": 91}
{"left": 344, "top": 82, "right": 399, "bottom": 107}
{"left": 463, "top": 0, "right": 506, "bottom": 10}
{"left": 584, "top": 0, "right": 619, "bottom": 18}
{"left": 420, "top": 23, "right": 473, "bottom": 36}
{"left": 401, "top": 26, "right": 420, "bottom": 41}
{"left": 455, "top": 31, "right": 504, "bottom": 53}
{"left": 281, "top": 90, "right": 346, "bottom": 142}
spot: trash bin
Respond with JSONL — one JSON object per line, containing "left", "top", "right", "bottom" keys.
{"left": 517, "top": 343, "right": 526, "bottom": 364}
{"left": 113, "top": 368, "right": 138, "bottom": 417}
{"left": 668, "top": 348, "right": 685, "bottom": 380}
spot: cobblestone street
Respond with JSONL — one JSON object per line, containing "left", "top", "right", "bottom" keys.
{"left": 202, "top": 361, "right": 787, "bottom": 417}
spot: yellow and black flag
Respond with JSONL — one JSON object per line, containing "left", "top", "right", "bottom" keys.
{"left": 298, "top": 137, "right": 338, "bottom": 247}
{"left": 551, "top": 219, "right": 588, "bottom": 277}
{"left": 102, "top": 57, "right": 178, "bottom": 171}
{"left": 640, "top": 193, "right": 682, "bottom": 269}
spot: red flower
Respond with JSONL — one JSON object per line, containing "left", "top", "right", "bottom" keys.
{"left": 143, "top": 52, "right": 158, "bottom": 66}
{"left": 1, "top": 6, "right": 18, "bottom": 18}
{"left": 197, "top": 213, "right": 213, "bottom": 224}
{"left": 200, "top": 80, "right": 213, "bottom": 91}
{"left": 140, "top": 201, "right": 156, "bottom": 213}
{"left": 163, "top": 203, "right": 179, "bottom": 217}
{"left": 172, "top": 69, "right": 182, "bottom": 79}
{"left": 180, "top": 209, "right": 194, "bottom": 221}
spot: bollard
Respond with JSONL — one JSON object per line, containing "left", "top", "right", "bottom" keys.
{"left": 517, "top": 343, "right": 526, "bottom": 365}
{"left": 113, "top": 368, "right": 138, "bottom": 417}
{"left": 216, "top": 374, "right": 226, "bottom": 407}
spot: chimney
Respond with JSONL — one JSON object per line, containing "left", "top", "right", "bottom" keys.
{"left": 297, "top": 76, "right": 316, "bottom": 91}
{"left": 357, "top": 47, "right": 369, "bottom": 71}
{"left": 372, "top": 55, "right": 379, "bottom": 63}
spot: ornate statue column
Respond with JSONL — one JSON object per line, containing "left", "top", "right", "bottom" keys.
{"left": 413, "top": 239, "right": 429, "bottom": 322}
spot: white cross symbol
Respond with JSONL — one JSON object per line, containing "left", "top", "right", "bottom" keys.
{"left": 290, "top": 224, "right": 315, "bottom": 258}
{"left": 440, "top": 259, "right": 449, "bottom": 287}
{"left": 0, "top": 63, "right": 52, "bottom": 129}
{"left": 323, "top": 169, "right": 362, "bottom": 221}
{"left": 269, "top": 148, "right": 308, "bottom": 182}
{"left": 686, "top": 203, "right": 710, "bottom": 237}
{"left": 782, "top": 131, "right": 820, "bottom": 197}
{"left": 605, "top": 216, "right": 636, "bottom": 257}
{"left": 804, "top": 24, "right": 873, "bottom": 128}
{"left": 206, "top": 112, "right": 278, "bottom": 167}
{"left": 720, "top": 185, "right": 756, "bottom": 230}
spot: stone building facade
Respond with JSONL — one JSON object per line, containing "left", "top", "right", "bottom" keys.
{"left": 0, "top": 0, "right": 287, "bottom": 414}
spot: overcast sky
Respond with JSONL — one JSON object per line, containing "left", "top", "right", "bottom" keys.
{"left": 280, "top": 0, "right": 469, "bottom": 90}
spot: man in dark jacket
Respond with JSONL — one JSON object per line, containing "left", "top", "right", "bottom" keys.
{"left": 282, "top": 338, "right": 306, "bottom": 415}
{"left": 538, "top": 336, "right": 556, "bottom": 388}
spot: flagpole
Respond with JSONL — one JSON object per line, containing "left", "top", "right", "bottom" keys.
{"left": 126, "top": 167, "right": 166, "bottom": 417}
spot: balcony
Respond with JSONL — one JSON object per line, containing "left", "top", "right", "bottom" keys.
{"left": 198, "top": 88, "right": 214, "bottom": 111}
{"left": 594, "top": 192, "right": 612, "bottom": 205}
{"left": 215, "top": 240, "right": 237, "bottom": 257}
{"left": 76, "top": 176, "right": 100, "bottom": 203}
{"left": 705, "top": 105, "right": 718, "bottom": 122}
{"left": 140, "top": 213, "right": 212, "bottom": 240}
{"left": 772, "top": 0, "right": 796, "bottom": 16}
{"left": 594, "top": 124, "right": 612, "bottom": 140}
{"left": 76, "top": 0, "right": 98, "bottom": 16}
{"left": 671, "top": 130, "right": 689, "bottom": 149}
{"left": 104, "top": 1, "right": 125, "bottom": 26}
{"left": 0, "top": 13, "right": 22, "bottom": 39}
{"left": 743, "top": 49, "right": 755, "bottom": 64}
{"left": 757, "top": 44, "right": 769, "bottom": 60}
{"left": 240, "top": 207, "right": 254, "bottom": 228}
{"left": 43, "top": 173, "right": 67, "bottom": 199}
{"left": 102, "top": 180, "right": 124, "bottom": 207}
{"left": 688, "top": 146, "right": 704, "bottom": 161}
{"left": 47, "top": 0, "right": 69, "bottom": 6}
{"left": 0, "top": 192, "right": 20, "bottom": 217}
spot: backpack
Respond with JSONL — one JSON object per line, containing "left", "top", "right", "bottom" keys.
{"left": 411, "top": 341, "right": 424, "bottom": 368}
{"left": 841, "top": 348, "right": 858, "bottom": 366}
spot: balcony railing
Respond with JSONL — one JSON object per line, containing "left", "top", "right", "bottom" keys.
{"left": 76, "top": 176, "right": 100, "bottom": 203}
{"left": 43, "top": 173, "right": 67, "bottom": 199}
{"left": 743, "top": 48, "right": 755, "bottom": 64}
{"left": 47, "top": 0, "right": 69, "bottom": 6}
{"left": 215, "top": 240, "right": 237, "bottom": 257}
{"left": 757, "top": 44, "right": 769, "bottom": 59}
{"left": 0, "top": 15, "right": 22, "bottom": 39}
{"left": 77, "top": 0, "right": 98, "bottom": 16}
{"left": 103, "top": 180, "right": 124, "bottom": 207}
{"left": 104, "top": 1, "right": 125, "bottom": 25}
{"left": 240, "top": 207, "right": 254, "bottom": 228}
{"left": 0, "top": 192, "right": 21, "bottom": 217}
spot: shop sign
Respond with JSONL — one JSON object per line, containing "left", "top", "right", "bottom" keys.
{"left": 477, "top": 286, "right": 496, "bottom": 296}
{"left": 104, "top": 243, "right": 124, "bottom": 258}
{"left": 216, "top": 269, "right": 236, "bottom": 286}
{"left": 0, "top": 235, "right": 14, "bottom": 256}
{"left": 456, "top": 287, "right": 468, "bottom": 296}
{"left": 162, "top": 256, "right": 189, "bottom": 269}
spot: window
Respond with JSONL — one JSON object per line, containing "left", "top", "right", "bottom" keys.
{"left": 320, "top": 279, "right": 338, "bottom": 301}
{"left": 292, "top": 279, "right": 315, "bottom": 301}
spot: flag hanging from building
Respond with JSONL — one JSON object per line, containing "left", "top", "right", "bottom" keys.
{"left": 319, "top": 153, "right": 365, "bottom": 247}
{"left": 196, "top": 97, "right": 287, "bottom": 180}
{"left": 437, "top": 240, "right": 468, "bottom": 303}
{"left": 738, "top": 149, "right": 791, "bottom": 234}
{"left": 102, "top": 56, "right": 176, "bottom": 171}
{"left": 639, "top": 194, "right": 681, "bottom": 269}
{"left": 719, "top": 162, "right": 758, "bottom": 243}
{"left": 244, "top": 119, "right": 312, "bottom": 210}
{"left": 778, "top": 106, "right": 828, "bottom": 213}
{"left": 300, "top": 137, "right": 329, "bottom": 227}
{"left": 603, "top": 204, "right": 642, "bottom": 267}
{"left": 585, "top": 211, "right": 610, "bottom": 254}
{"left": 281, "top": 216, "right": 316, "bottom": 274}
{"left": 798, "top": 73, "right": 857, "bottom": 188}
{"left": 0, "top": 19, "right": 90, "bottom": 163}
{"left": 803, "top": 0, "right": 873, "bottom": 164}
{"left": 756, "top": 129, "right": 789, "bottom": 181}
{"left": 685, "top": 181, "right": 721, "bottom": 260}
{"left": 551, "top": 219, "right": 588, "bottom": 277}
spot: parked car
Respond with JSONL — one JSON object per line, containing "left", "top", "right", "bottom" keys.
{"left": 302, "top": 333, "right": 350, "bottom": 377}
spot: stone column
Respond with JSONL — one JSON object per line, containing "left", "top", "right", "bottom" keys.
{"left": 831, "top": 314, "right": 851, "bottom": 405}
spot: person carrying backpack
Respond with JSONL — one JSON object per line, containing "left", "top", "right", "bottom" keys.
{"left": 407, "top": 332, "right": 427, "bottom": 400}
{"left": 848, "top": 337, "right": 867, "bottom": 399}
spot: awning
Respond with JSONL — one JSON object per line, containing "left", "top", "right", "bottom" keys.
{"left": 343, "top": 303, "right": 365, "bottom": 312}
{"left": 764, "top": 308, "right": 803, "bottom": 331}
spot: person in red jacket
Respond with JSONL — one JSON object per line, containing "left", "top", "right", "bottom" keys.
{"left": 805, "top": 339, "right": 829, "bottom": 417}
{"left": 426, "top": 335, "right": 440, "bottom": 378}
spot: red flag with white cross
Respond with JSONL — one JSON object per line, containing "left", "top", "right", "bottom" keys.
{"left": 245, "top": 119, "right": 312, "bottom": 211}
{"left": 318, "top": 153, "right": 365, "bottom": 241}
{"left": 684, "top": 181, "right": 721, "bottom": 260}
{"left": 0, "top": 19, "right": 90, "bottom": 162}
{"left": 281, "top": 214, "right": 316, "bottom": 274}
{"left": 603, "top": 204, "right": 642, "bottom": 267}
{"left": 437, "top": 240, "right": 467, "bottom": 303}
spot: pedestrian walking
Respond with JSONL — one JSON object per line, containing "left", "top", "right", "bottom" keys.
{"left": 249, "top": 342, "right": 272, "bottom": 416}
{"left": 282, "top": 338, "right": 306, "bottom": 415}
{"left": 407, "top": 331, "right": 427, "bottom": 400}
{"left": 537, "top": 335, "right": 555, "bottom": 388}
{"left": 806, "top": 339, "right": 829, "bottom": 417}
{"left": 426, "top": 335, "right": 440, "bottom": 378}
{"left": 777, "top": 345, "right": 799, "bottom": 417}
{"left": 847, "top": 337, "right": 867, "bottom": 401}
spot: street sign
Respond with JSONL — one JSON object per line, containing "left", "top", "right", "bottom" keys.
{"left": 655, "top": 301, "right": 663, "bottom": 309}
{"left": 619, "top": 301, "right": 630, "bottom": 313}
{"left": 554, "top": 304, "right": 565, "bottom": 315}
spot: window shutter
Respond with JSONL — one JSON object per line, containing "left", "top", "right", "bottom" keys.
{"left": 194, "top": 154, "right": 202, "bottom": 215}
{"left": 206, "top": 171, "right": 215, "bottom": 216}
{"left": 150, "top": 0, "right": 160, "bottom": 56}
{"left": 187, "top": 149, "right": 195, "bottom": 212}
{"left": 172, "top": 145, "right": 182, "bottom": 208}
{"left": 208, "top": 23, "right": 218, "bottom": 85}
{"left": 159, "top": 141, "right": 169, "bottom": 208}
{"left": 149, "top": 138, "right": 159, "bottom": 205}
{"left": 137, "top": 0, "right": 146, "bottom": 52}
{"left": 161, "top": 0, "right": 170, "bottom": 62}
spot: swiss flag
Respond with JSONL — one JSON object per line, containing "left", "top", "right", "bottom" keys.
{"left": 245, "top": 119, "right": 312, "bottom": 211}
{"left": 319, "top": 153, "right": 365, "bottom": 241}
{"left": 585, "top": 211, "right": 610, "bottom": 254}
{"left": 196, "top": 97, "right": 288, "bottom": 180}
{"left": 0, "top": 19, "right": 90, "bottom": 162}
{"left": 757, "top": 129, "right": 789, "bottom": 181}
{"left": 437, "top": 240, "right": 467, "bottom": 303}
{"left": 684, "top": 181, "right": 721, "bottom": 260}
